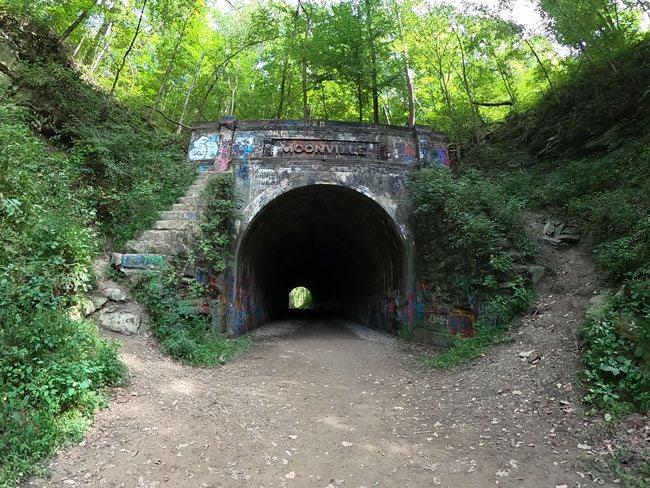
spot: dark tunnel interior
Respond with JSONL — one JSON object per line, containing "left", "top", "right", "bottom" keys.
{"left": 237, "top": 185, "right": 407, "bottom": 324}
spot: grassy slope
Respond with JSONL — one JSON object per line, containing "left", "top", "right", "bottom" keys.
{"left": 0, "top": 9, "right": 194, "bottom": 487}
{"left": 464, "top": 39, "right": 650, "bottom": 414}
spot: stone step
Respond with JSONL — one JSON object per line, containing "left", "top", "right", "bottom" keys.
{"left": 124, "top": 239, "right": 187, "bottom": 256}
{"left": 159, "top": 210, "right": 202, "bottom": 220}
{"left": 178, "top": 196, "right": 202, "bottom": 205}
{"left": 138, "top": 229, "right": 187, "bottom": 242}
{"left": 171, "top": 203, "right": 207, "bottom": 212}
{"left": 152, "top": 220, "right": 196, "bottom": 231}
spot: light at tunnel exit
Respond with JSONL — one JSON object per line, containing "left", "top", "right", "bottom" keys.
{"left": 289, "top": 286, "right": 313, "bottom": 309}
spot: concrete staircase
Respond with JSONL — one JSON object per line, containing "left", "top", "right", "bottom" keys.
{"left": 110, "top": 168, "right": 218, "bottom": 272}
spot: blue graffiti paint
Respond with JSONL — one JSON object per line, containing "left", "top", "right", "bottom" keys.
{"left": 199, "top": 165, "right": 212, "bottom": 171}
{"left": 187, "top": 213, "right": 197, "bottom": 220}
{"left": 122, "top": 254, "right": 164, "bottom": 268}
{"left": 237, "top": 164, "right": 250, "bottom": 180}
{"left": 233, "top": 133, "right": 255, "bottom": 159}
{"left": 435, "top": 148, "right": 450, "bottom": 167}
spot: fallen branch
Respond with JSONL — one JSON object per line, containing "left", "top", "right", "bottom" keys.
{"left": 145, "top": 106, "right": 191, "bottom": 130}
{"left": 472, "top": 101, "right": 513, "bottom": 107}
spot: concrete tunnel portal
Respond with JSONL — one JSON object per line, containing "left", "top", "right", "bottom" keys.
{"left": 236, "top": 184, "right": 408, "bottom": 325}
{"left": 185, "top": 118, "right": 450, "bottom": 336}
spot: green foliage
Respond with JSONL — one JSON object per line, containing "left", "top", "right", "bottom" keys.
{"left": 608, "top": 446, "right": 650, "bottom": 488}
{"left": 465, "top": 40, "right": 650, "bottom": 413}
{"left": 195, "top": 175, "right": 237, "bottom": 273}
{"left": 16, "top": 59, "right": 195, "bottom": 248}
{"left": 409, "top": 166, "right": 534, "bottom": 292}
{"left": 0, "top": 18, "right": 194, "bottom": 484}
{"left": 134, "top": 273, "right": 249, "bottom": 366}
{"left": 580, "top": 280, "right": 650, "bottom": 414}
{"left": 0, "top": 313, "right": 125, "bottom": 487}
{"left": 409, "top": 164, "right": 535, "bottom": 367}
{"left": 425, "top": 326, "right": 502, "bottom": 369}
{"left": 289, "top": 286, "right": 312, "bottom": 309}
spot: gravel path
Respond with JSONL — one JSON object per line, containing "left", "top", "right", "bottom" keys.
{"left": 22, "top": 244, "right": 620, "bottom": 488}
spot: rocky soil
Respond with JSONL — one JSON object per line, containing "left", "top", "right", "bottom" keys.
{"left": 21, "top": 230, "right": 638, "bottom": 488}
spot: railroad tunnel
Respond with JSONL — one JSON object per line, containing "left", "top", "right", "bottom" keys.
{"left": 235, "top": 184, "right": 408, "bottom": 329}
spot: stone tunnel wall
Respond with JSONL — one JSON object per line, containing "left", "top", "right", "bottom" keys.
{"left": 187, "top": 118, "right": 479, "bottom": 344}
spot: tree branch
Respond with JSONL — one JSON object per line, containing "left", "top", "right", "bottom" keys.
{"left": 472, "top": 101, "right": 514, "bottom": 107}
{"left": 145, "top": 106, "right": 191, "bottom": 130}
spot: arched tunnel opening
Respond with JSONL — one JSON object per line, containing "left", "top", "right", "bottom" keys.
{"left": 236, "top": 185, "right": 407, "bottom": 329}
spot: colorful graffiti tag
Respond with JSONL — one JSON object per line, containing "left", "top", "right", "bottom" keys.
{"left": 233, "top": 133, "right": 256, "bottom": 160}
{"left": 188, "top": 134, "right": 220, "bottom": 161}
{"left": 121, "top": 254, "right": 164, "bottom": 268}
{"left": 368, "top": 281, "right": 504, "bottom": 342}
{"left": 417, "top": 135, "right": 450, "bottom": 167}
{"left": 237, "top": 164, "right": 250, "bottom": 180}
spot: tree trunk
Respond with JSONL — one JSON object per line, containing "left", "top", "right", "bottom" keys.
{"left": 228, "top": 56, "right": 241, "bottom": 116}
{"left": 195, "top": 39, "right": 267, "bottom": 121}
{"left": 111, "top": 0, "right": 148, "bottom": 96}
{"left": 177, "top": 51, "right": 205, "bottom": 134}
{"left": 276, "top": 5, "right": 300, "bottom": 118}
{"left": 60, "top": 0, "right": 101, "bottom": 42}
{"left": 524, "top": 39, "right": 560, "bottom": 105}
{"left": 320, "top": 84, "right": 328, "bottom": 121}
{"left": 357, "top": 81, "right": 363, "bottom": 122}
{"left": 364, "top": 0, "right": 380, "bottom": 124}
{"left": 73, "top": 33, "right": 86, "bottom": 57}
{"left": 150, "top": 15, "right": 190, "bottom": 121}
{"left": 301, "top": 5, "right": 312, "bottom": 120}
{"left": 84, "top": 18, "right": 111, "bottom": 65}
{"left": 90, "top": 33, "right": 111, "bottom": 74}
{"left": 491, "top": 51, "right": 516, "bottom": 108}
{"left": 285, "top": 73, "right": 293, "bottom": 118}
{"left": 454, "top": 28, "right": 481, "bottom": 142}
{"left": 397, "top": 8, "right": 415, "bottom": 128}
{"left": 381, "top": 94, "right": 392, "bottom": 125}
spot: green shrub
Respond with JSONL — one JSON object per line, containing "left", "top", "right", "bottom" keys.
{"left": 195, "top": 175, "right": 237, "bottom": 273}
{"left": 580, "top": 287, "right": 650, "bottom": 414}
{"left": 0, "top": 312, "right": 125, "bottom": 487}
{"left": 134, "top": 273, "right": 249, "bottom": 366}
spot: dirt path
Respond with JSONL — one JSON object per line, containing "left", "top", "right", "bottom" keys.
{"left": 22, "top": 243, "right": 619, "bottom": 488}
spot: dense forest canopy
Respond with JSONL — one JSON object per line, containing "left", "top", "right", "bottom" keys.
{"left": 6, "top": 0, "right": 650, "bottom": 141}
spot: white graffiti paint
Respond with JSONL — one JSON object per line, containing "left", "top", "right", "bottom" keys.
{"left": 188, "top": 135, "right": 220, "bottom": 161}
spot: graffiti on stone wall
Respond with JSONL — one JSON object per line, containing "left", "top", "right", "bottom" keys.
{"left": 122, "top": 254, "right": 164, "bottom": 268}
{"left": 394, "top": 140, "right": 416, "bottom": 163}
{"left": 368, "top": 281, "right": 504, "bottom": 342}
{"left": 435, "top": 147, "right": 450, "bottom": 167}
{"left": 252, "top": 168, "right": 279, "bottom": 192}
{"left": 237, "top": 164, "right": 250, "bottom": 180}
{"left": 449, "top": 310, "right": 475, "bottom": 337}
{"left": 233, "top": 133, "right": 256, "bottom": 160}
{"left": 417, "top": 135, "right": 450, "bottom": 167}
{"left": 219, "top": 140, "right": 231, "bottom": 170}
{"left": 188, "top": 134, "right": 220, "bottom": 161}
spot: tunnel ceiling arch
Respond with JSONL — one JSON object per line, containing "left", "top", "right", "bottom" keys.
{"left": 237, "top": 184, "right": 407, "bottom": 322}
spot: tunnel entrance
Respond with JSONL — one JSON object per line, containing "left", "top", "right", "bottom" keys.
{"left": 236, "top": 185, "right": 407, "bottom": 330}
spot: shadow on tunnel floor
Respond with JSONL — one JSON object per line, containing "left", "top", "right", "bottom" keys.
{"left": 258, "top": 309, "right": 378, "bottom": 341}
